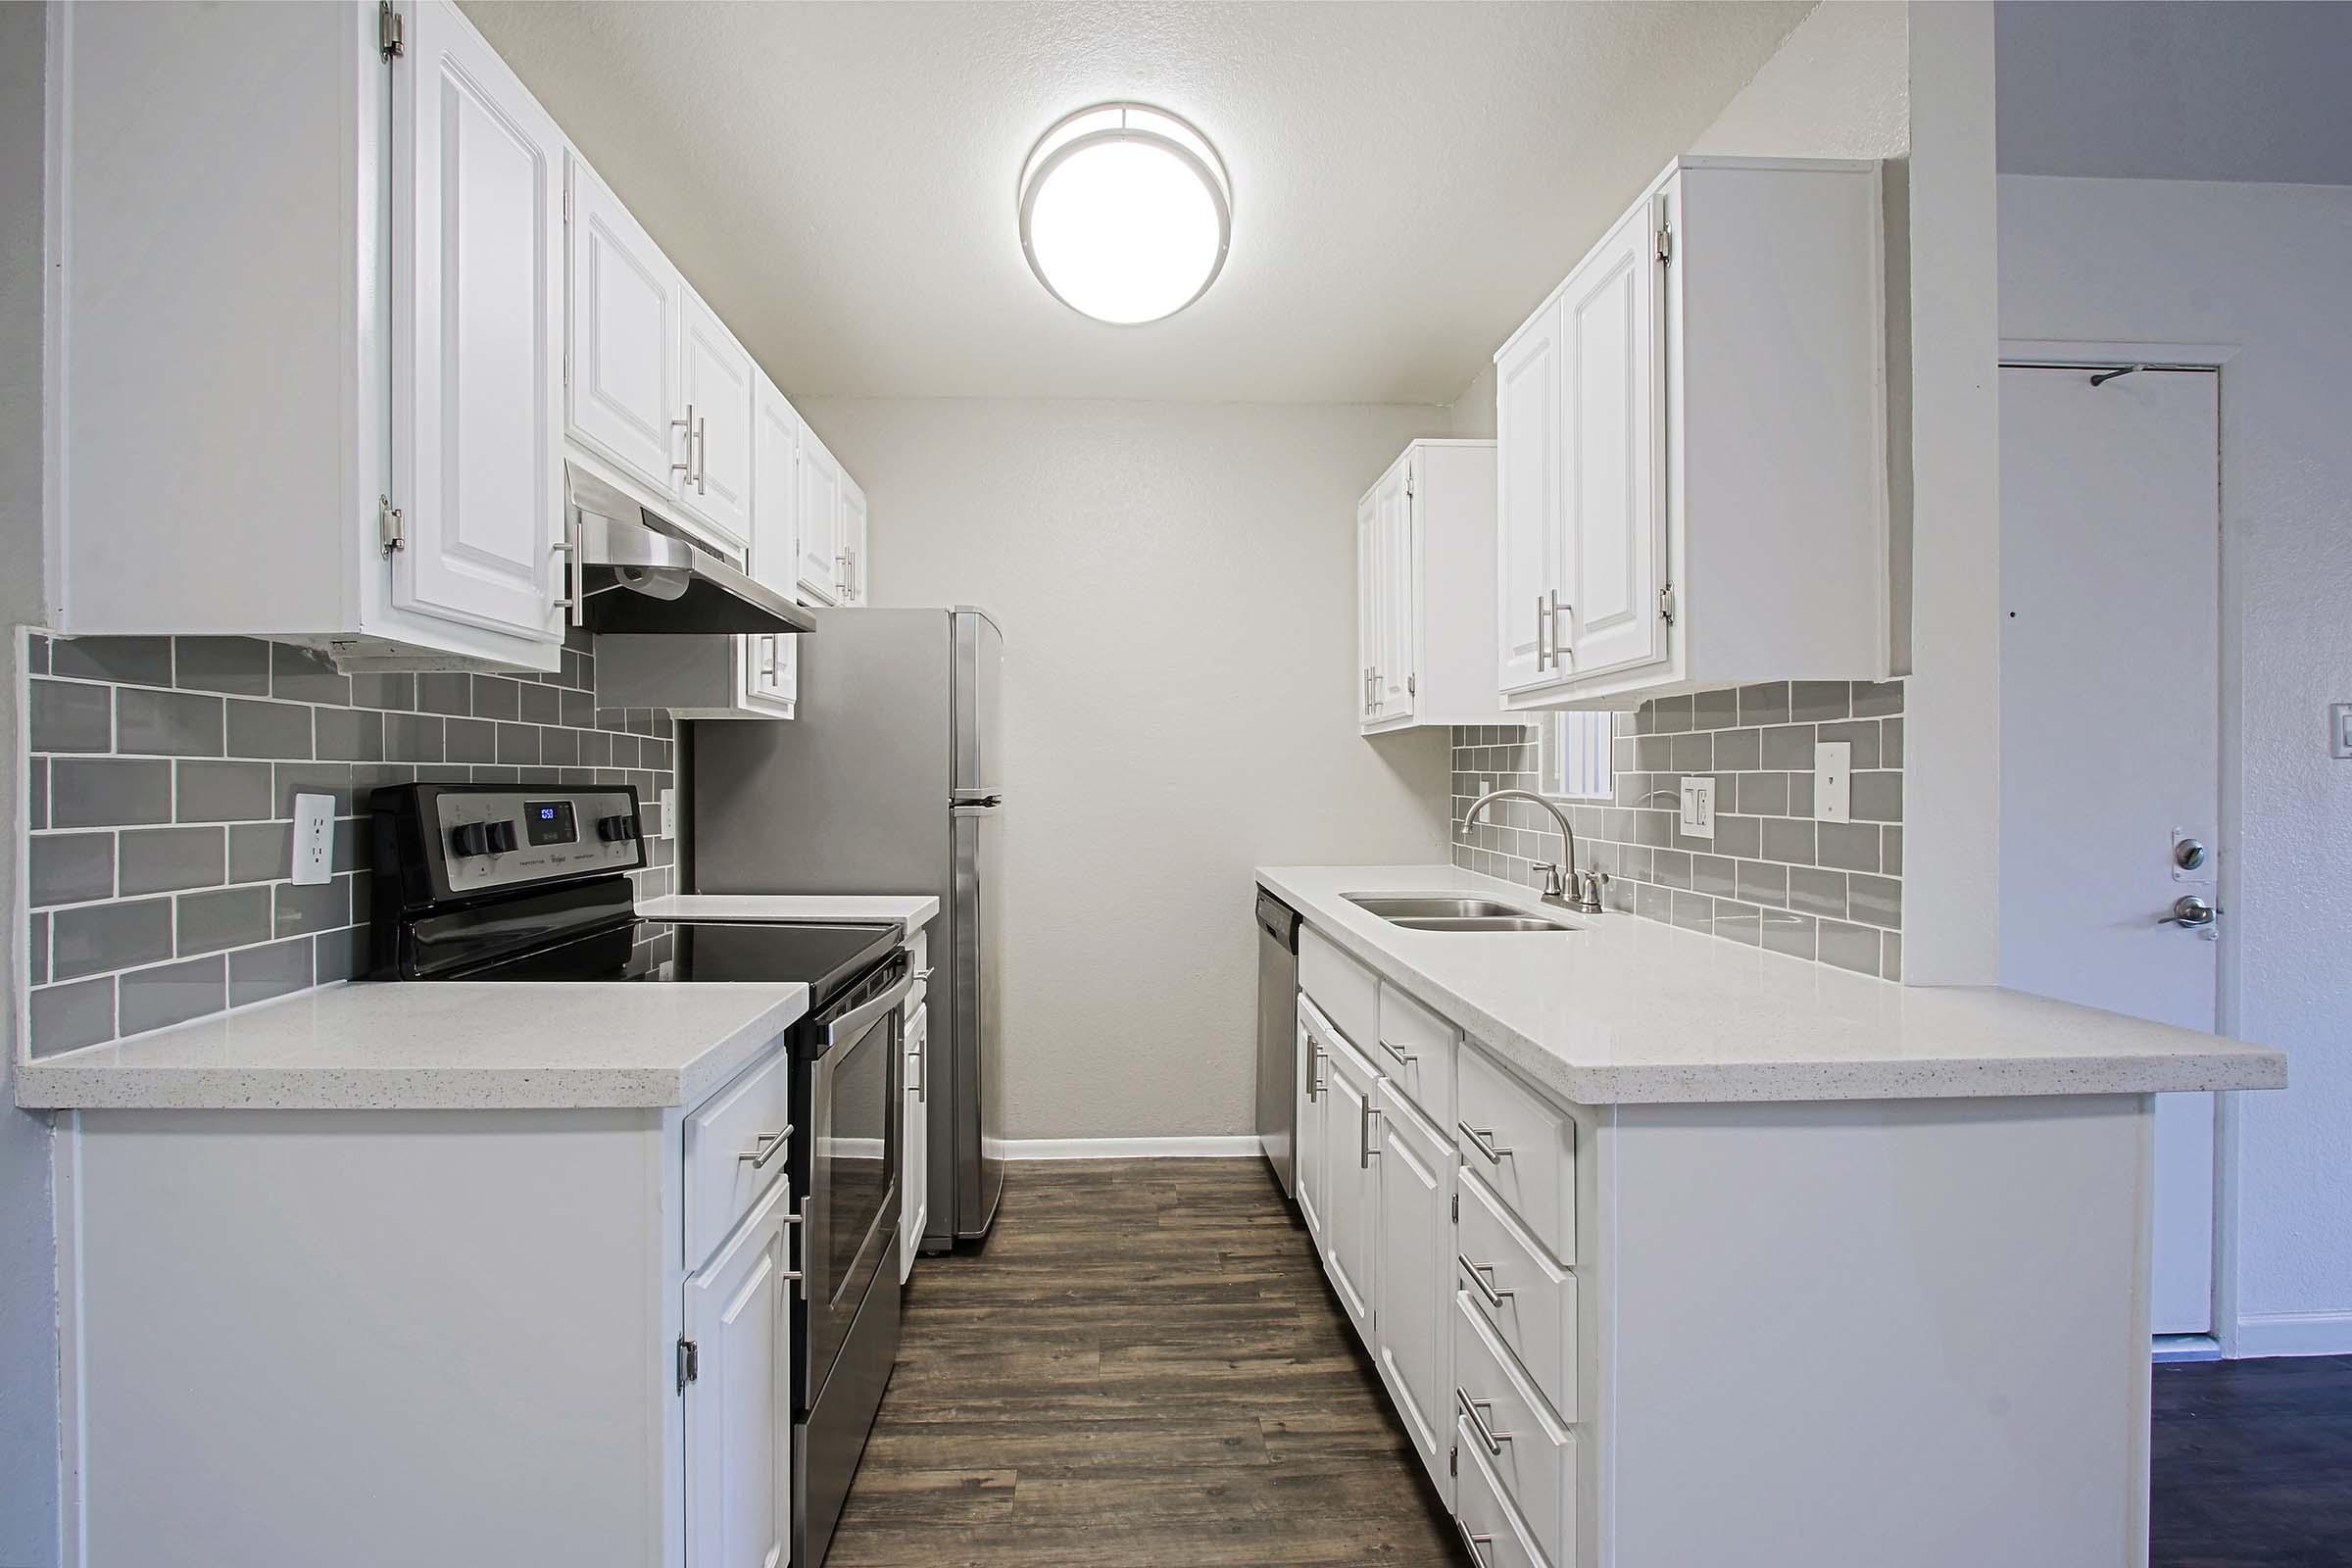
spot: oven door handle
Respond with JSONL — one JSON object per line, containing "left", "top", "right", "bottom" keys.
{"left": 823, "top": 968, "right": 915, "bottom": 1054}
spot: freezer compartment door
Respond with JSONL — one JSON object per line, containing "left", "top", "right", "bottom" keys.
{"left": 953, "top": 610, "right": 1003, "bottom": 797}
{"left": 952, "top": 799, "right": 1004, "bottom": 1238}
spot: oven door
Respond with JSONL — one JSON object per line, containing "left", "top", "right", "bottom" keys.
{"left": 804, "top": 955, "right": 909, "bottom": 1405}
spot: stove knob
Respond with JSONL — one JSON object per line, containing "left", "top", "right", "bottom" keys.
{"left": 449, "top": 821, "right": 492, "bottom": 858}
{"left": 597, "top": 813, "right": 636, "bottom": 844}
{"left": 485, "top": 820, "right": 518, "bottom": 855}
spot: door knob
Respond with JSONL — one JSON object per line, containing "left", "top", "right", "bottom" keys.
{"left": 2160, "top": 895, "right": 2220, "bottom": 935}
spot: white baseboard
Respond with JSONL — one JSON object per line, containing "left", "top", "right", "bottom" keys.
{"left": 1002, "top": 1136, "right": 1263, "bottom": 1161}
{"left": 2232, "top": 1310, "right": 2352, "bottom": 1358}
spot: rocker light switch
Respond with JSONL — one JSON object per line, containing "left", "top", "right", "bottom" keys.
{"left": 1815, "top": 742, "right": 1852, "bottom": 823}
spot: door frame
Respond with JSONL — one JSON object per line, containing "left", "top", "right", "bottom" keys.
{"left": 1998, "top": 338, "right": 2245, "bottom": 1354}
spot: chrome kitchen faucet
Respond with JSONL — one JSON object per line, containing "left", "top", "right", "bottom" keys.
{"left": 1464, "top": 788, "right": 1606, "bottom": 914}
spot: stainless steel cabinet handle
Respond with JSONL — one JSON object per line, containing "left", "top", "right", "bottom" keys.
{"left": 671, "top": 403, "right": 697, "bottom": 479}
{"left": 908, "top": 1044, "right": 925, "bottom": 1102}
{"left": 738, "top": 1125, "right": 790, "bottom": 1170}
{"left": 1456, "top": 1389, "right": 1513, "bottom": 1453}
{"left": 1457, "top": 1122, "right": 1513, "bottom": 1164}
{"left": 1549, "top": 589, "right": 1572, "bottom": 659}
{"left": 552, "top": 510, "right": 582, "bottom": 626}
{"left": 1380, "top": 1037, "right": 1417, "bottom": 1066}
{"left": 1455, "top": 1518, "right": 1495, "bottom": 1566}
{"left": 1305, "top": 1043, "right": 1325, "bottom": 1102}
{"left": 693, "top": 414, "right": 709, "bottom": 495}
{"left": 1359, "top": 1102, "right": 1381, "bottom": 1169}
{"left": 1534, "top": 594, "right": 1552, "bottom": 672}
{"left": 1458, "top": 1253, "right": 1515, "bottom": 1310}
{"left": 784, "top": 1197, "right": 808, "bottom": 1298}
{"left": 759, "top": 635, "right": 777, "bottom": 679}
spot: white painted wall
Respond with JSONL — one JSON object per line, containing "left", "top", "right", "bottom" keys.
{"left": 795, "top": 398, "right": 1452, "bottom": 1139}
{"left": 0, "top": 4, "right": 61, "bottom": 1561}
{"left": 1690, "top": 0, "right": 1910, "bottom": 158}
{"left": 2001, "top": 174, "right": 2352, "bottom": 1350}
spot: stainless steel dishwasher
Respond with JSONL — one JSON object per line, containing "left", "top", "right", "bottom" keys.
{"left": 1254, "top": 889, "right": 1301, "bottom": 1199}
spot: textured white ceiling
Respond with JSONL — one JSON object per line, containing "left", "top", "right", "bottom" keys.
{"left": 464, "top": 1, "right": 1810, "bottom": 404}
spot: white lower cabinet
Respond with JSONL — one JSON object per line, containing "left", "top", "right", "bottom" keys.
{"left": 1298, "top": 931, "right": 1584, "bottom": 1567}
{"left": 684, "top": 1177, "right": 793, "bottom": 1568}
{"left": 902, "top": 1001, "right": 930, "bottom": 1283}
{"left": 54, "top": 1041, "right": 801, "bottom": 1567}
{"left": 1374, "top": 1086, "right": 1455, "bottom": 1497}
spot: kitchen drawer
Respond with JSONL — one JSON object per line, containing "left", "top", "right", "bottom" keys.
{"left": 1456, "top": 1165, "right": 1578, "bottom": 1423}
{"left": 1455, "top": 1295, "right": 1576, "bottom": 1567}
{"left": 1456, "top": 1041, "right": 1577, "bottom": 1265}
{"left": 1299, "top": 925, "right": 1378, "bottom": 1057}
{"left": 682, "top": 1038, "right": 791, "bottom": 1269}
{"left": 1376, "top": 981, "right": 1456, "bottom": 1134}
{"left": 1454, "top": 1416, "right": 1557, "bottom": 1568}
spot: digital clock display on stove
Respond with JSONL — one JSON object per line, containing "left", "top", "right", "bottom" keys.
{"left": 522, "top": 800, "right": 577, "bottom": 847}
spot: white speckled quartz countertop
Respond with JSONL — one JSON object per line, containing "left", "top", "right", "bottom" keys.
{"left": 637, "top": 893, "right": 941, "bottom": 932}
{"left": 1256, "top": 864, "right": 2286, "bottom": 1105}
{"left": 13, "top": 981, "right": 809, "bottom": 1111}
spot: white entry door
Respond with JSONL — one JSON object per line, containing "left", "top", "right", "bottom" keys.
{"left": 1998, "top": 364, "right": 2222, "bottom": 1338}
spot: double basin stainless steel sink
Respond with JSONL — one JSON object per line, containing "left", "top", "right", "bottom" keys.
{"left": 1344, "top": 895, "right": 1581, "bottom": 935}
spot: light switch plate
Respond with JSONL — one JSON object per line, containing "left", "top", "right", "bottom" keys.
{"left": 291, "top": 792, "right": 334, "bottom": 886}
{"left": 1815, "top": 742, "right": 1852, "bottom": 823}
{"left": 2332, "top": 703, "right": 2352, "bottom": 760}
{"left": 1679, "top": 776, "right": 1716, "bottom": 840}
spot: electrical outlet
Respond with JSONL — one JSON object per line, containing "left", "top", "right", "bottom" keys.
{"left": 1678, "top": 776, "right": 1716, "bottom": 840}
{"left": 2332, "top": 703, "right": 2352, "bottom": 760}
{"left": 1814, "top": 742, "right": 1852, "bottom": 823}
{"left": 291, "top": 793, "right": 334, "bottom": 886}
{"left": 659, "top": 786, "right": 678, "bottom": 836}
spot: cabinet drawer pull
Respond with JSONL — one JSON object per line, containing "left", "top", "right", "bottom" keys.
{"left": 1456, "top": 1390, "right": 1513, "bottom": 1454}
{"left": 907, "top": 1044, "right": 925, "bottom": 1103}
{"left": 1380, "top": 1037, "right": 1417, "bottom": 1066}
{"left": 737, "top": 1126, "right": 790, "bottom": 1171}
{"left": 1306, "top": 1044, "right": 1325, "bottom": 1102}
{"left": 1455, "top": 1518, "right": 1495, "bottom": 1566}
{"left": 1360, "top": 1102, "right": 1382, "bottom": 1169}
{"left": 1457, "top": 1122, "right": 1514, "bottom": 1164}
{"left": 672, "top": 403, "right": 698, "bottom": 477}
{"left": 1458, "top": 1253, "right": 1515, "bottom": 1310}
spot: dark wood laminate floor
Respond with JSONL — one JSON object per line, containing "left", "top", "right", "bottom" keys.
{"left": 2154, "top": 1353, "right": 2352, "bottom": 1567}
{"left": 826, "top": 1159, "right": 1464, "bottom": 1568}
{"left": 829, "top": 1157, "right": 2352, "bottom": 1567}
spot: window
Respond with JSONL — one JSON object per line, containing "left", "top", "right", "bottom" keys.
{"left": 1543, "top": 710, "right": 1615, "bottom": 801}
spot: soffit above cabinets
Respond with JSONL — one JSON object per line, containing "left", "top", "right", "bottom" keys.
{"left": 462, "top": 0, "right": 1810, "bottom": 403}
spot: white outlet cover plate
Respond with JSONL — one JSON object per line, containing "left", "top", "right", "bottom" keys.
{"left": 1678, "top": 776, "right": 1715, "bottom": 840}
{"left": 292, "top": 792, "right": 335, "bottom": 886}
{"left": 1814, "top": 741, "right": 1852, "bottom": 823}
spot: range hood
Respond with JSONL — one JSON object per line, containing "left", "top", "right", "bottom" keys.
{"left": 567, "top": 464, "right": 815, "bottom": 636}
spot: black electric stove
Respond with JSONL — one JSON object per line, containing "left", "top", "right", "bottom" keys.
{"left": 367, "top": 782, "right": 906, "bottom": 1568}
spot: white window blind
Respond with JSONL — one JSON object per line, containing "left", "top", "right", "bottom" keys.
{"left": 1545, "top": 711, "right": 1614, "bottom": 801}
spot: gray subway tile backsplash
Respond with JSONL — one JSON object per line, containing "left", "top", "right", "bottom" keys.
{"left": 1449, "top": 679, "right": 1903, "bottom": 979}
{"left": 22, "top": 629, "right": 677, "bottom": 1052}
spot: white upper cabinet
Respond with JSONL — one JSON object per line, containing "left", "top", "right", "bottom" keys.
{"left": 1357, "top": 441, "right": 1501, "bottom": 733}
{"left": 839, "top": 476, "right": 869, "bottom": 606}
{"left": 391, "top": 1, "right": 566, "bottom": 648}
{"left": 564, "top": 155, "right": 687, "bottom": 504}
{"left": 45, "top": 0, "right": 569, "bottom": 669}
{"left": 1494, "top": 157, "right": 1888, "bottom": 709}
{"left": 676, "top": 293, "right": 757, "bottom": 548}
{"left": 795, "top": 426, "right": 845, "bottom": 606}
{"left": 751, "top": 375, "right": 802, "bottom": 600}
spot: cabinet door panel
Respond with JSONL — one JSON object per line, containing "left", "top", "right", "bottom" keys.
{"left": 684, "top": 1181, "right": 790, "bottom": 1568}
{"left": 1320, "top": 1029, "right": 1380, "bottom": 1343}
{"left": 1559, "top": 202, "right": 1665, "bottom": 679}
{"left": 796, "top": 428, "right": 843, "bottom": 606}
{"left": 1375, "top": 1087, "right": 1452, "bottom": 1495}
{"left": 1496, "top": 306, "right": 1562, "bottom": 693}
{"left": 679, "top": 293, "right": 755, "bottom": 547}
{"left": 566, "top": 157, "right": 684, "bottom": 496}
{"left": 751, "top": 379, "right": 799, "bottom": 597}
{"left": 839, "top": 475, "right": 868, "bottom": 606}
{"left": 1377, "top": 460, "right": 1414, "bottom": 718}
{"left": 1355, "top": 492, "right": 1381, "bottom": 724}
{"left": 391, "top": 1, "right": 564, "bottom": 644}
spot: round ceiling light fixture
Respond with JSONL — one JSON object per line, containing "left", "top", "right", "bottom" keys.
{"left": 1018, "top": 103, "right": 1231, "bottom": 325}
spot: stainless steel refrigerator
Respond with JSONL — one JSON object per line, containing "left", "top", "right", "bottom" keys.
{"left": 691, "top": 607, "right": 1004, "bottom": 1247}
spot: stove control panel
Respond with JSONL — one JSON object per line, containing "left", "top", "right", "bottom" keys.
{"left": 430, "top": 788, "right": 643, "bottom": 895}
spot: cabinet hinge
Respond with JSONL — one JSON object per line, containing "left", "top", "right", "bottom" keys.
{"left": 377, "top": 495, "right": 405, "bottom": 556}
{"left": 562, "top": 183, "right": 571, "bottom": 223}
{"left": 378, "top": 1, "right": 405, "bottom": 62}
{"left": 675, "top": 1337, "right": 699, "bottom": 1395}
{"left": 1658, "top": 581, "right": 1677, "bottom": 625}
{"left": 1655, "top": 221, "right": 1673, "bottom": 265}
{"left": 1450, "top": 1192, "right": 1458, "bottom": 1224}
{"left": 1405, "top": 468, "right": 1414, "bottom": 502}
{"left": 1449, "top": 1444, "right": 1459, "bottom": 1478}
{"left": 1406, "top": 673, "right": 1417, "bottom": 697}
{"left": 562, "top": 349, "right": 570, "bottom": 388}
